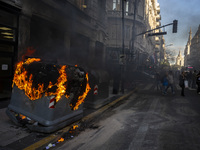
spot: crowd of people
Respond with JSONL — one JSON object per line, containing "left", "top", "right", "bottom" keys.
{"left": 155, "top": 69, "right": 200, "bottom": 96}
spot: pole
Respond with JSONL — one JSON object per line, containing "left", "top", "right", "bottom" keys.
{"left": 136, "top": 22, "right": 173, "bottom": 36}
{"left": 131, "top": 0, "right": 137, "bottom": 61}
{"left": 121, "top": 0, "right": 125, "bottom": 94}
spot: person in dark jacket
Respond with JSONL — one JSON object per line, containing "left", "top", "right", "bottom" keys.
{"left": 192, "top": 70, "right": 197, "bottom": 89}
{"left": 179, "top": 71, "right": 186, "bottom": 96}
{"left": 155, "top": 71, "right": 161, "bottom": 91}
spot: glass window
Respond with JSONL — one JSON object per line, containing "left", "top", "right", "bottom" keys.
{"left": 113, "top": 0, "right": 120, "bottom": 10}
{"left": 75, "top": 0, "right": 87, "bottom": 10}
{"left": 125, "top": 1, "right": 129, "bottom": 15}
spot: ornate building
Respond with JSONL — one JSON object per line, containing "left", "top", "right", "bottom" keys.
{"left": 176, "top": 50, "right": 184, "bottom": 66}
{"left": 184, "top": 25, "right": 200, "bottom": 70}
{"left": 184, "top": 28, "right": 192, "bottom": 67}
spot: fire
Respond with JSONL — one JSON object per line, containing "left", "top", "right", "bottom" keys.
{"left": 57, "top": 137, "right": 64, "bottom": 143}
{"left": 72, "top": 73, "right": 91, "bottom": 110}
{"left": 12, "top": 58, "right": 43, "bottom": 100}
{"left": 72, "top": 125, "right": 78, "bottom": 130}
{"left": 19, "top": 114, "right": 26, "bottom": 119}
{"left": 12, "top": 58, "right": 90, "bottom": 110}
{"left": 54, "top": 65, "right": 68, "bottom": 102}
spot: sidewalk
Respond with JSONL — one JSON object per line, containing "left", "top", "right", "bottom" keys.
{"left": 0, "top": 108, "right": 30, "bottom": 147}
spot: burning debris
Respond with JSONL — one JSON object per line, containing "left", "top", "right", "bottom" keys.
{"left": 44, "top": 125, "right": 79, "bottom": 150}
{"left": 12, "top": 58, "right": 91, "bottom": 110}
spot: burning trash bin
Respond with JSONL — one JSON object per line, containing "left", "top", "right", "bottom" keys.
{"left": 84, "top": 70, "right": 110, "bottom": 109}
{"left": 6, "top": 58, "right": 90, "bottom": 133}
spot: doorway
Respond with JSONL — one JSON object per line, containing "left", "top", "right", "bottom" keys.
{"left": 0, "top": 6, "right": 19, "bottom": 100}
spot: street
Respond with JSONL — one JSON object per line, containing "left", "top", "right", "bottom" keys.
{"left": 54, "top": 80, "right": 200, "bottom": 150}
{"left": 1, "top": 1, "right": 200, "bottom": 149}
{"left": 1, "top": 74, "right": 200, "bottom": 150}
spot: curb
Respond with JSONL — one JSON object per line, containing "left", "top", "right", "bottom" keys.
{"left": 23, "top": 89, "right": 136, "bottom": 150}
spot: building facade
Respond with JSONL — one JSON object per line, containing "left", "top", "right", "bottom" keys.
{"left": 0, "top": 0, "right": 164, "bottom": 98}
{"left": 184, "top": 28, "right": 192, "bottom": 67}
{"left": 184, "top": 25, "right": 200, "bottom": 70}
{"left": 106, "top": 0, "right": 162, "bottom": 71}
{"left": 0, "top": 0, "right": 108, "bottom": 99}
{"left": 176, "top": 50, "right": 184, "bottom": 66}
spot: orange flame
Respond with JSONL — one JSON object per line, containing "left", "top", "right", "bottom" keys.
{"left": 72, "top": 125, "right": 78, "bottom": 130}
{"left": 72, "top": 73, "right": 91, "bottom": 110}
{"left": 12, "top": 58, "right": 90, "bottom": 110}
{"left": 12, "top": 58, "right": 43, "bottom": 100}
{"left": 57, "top": 137, "right": 64, "bottom": 143}
{"left": 12, "top": 58, "right": 69, "bottom": 101}
{"left": 55, "top": 65, "right": 68, "bottom": 102}
{"left": 19, "top": 114, "right": 26, "bottom": 119}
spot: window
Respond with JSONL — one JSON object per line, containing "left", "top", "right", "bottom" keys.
{"left": 75, "top": 0, "right": 87, "bottom": 10}
{"left": 113, "top": 0, "right": 120, "bottom": 10}
{"left": 125, "top": 1, "right": 129, "bottom": 15}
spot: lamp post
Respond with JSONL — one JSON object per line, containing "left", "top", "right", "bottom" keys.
{"left": 121, "top": 0, "right": 125, "bottom": 94}
{"left": 131, "top": 0, "right": 137, "bottom": 62}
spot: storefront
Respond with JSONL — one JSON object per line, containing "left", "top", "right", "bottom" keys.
{"left": 0, "top": 2, "right": 19, "bottom": 99}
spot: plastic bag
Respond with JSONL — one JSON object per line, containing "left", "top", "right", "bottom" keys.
{"left": 184, "top": 80, "right": 188, "bottom": 88}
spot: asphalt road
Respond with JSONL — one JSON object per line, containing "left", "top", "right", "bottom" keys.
{"left": 1, "top": 72, "right": 200, "bottom": 150}
{"left": 54, "top": 81, "right": 200, "bottom": 150}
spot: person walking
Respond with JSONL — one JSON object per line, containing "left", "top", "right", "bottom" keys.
{"left": 179, "top": 71, "right": 186, "bottom": 96}
{"left": 188, "top": 70, "right": 192, "bottom": 88}
{"left": 165, "top": 70, "right": 175, "bottom": 94}
{"left": 196, "top": 70, "right": 200, "bottom": 94}
{"left": 162, "top": 71, "right": 169, "bottom": 95}
{"left": 155, "top": 71, "right": 162, "bottom": 91}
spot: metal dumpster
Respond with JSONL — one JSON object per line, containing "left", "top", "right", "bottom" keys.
{"left": 6, "top": 58, "right": 90, "bottom": 133}
{"left": 84, "top": 69, "right": 110, "bottom": 109}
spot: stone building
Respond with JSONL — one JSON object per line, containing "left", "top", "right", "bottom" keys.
{"left": 105, "top": 0, "right": 162, "bottom": 72}
{"left": 0, "top": 0, "right": 164, "bottom": 98}
{"left": 184, "top": 28, "right": 192, "bottom": 67}
{"left": 176, "top": 50, "right": 184, "bottom": 66}
{"left": 184, "top": 25, "right": 200, "bottom": 70}
{"left": 0, "top": 0, "right": 107, "bottom": 99}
